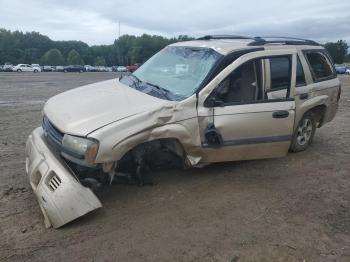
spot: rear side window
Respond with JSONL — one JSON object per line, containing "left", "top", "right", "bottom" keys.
{"left": 296, "top": 57, "right": 306, "bottom": 87}
{"left": 269, "top": 57, "right": 291, "bottom": 90}
{"left": 305, "top": 51, "right": 335, "bottom": 81}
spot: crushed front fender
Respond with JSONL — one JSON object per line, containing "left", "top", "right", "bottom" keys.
{"left": 25, "top": 127, "right": 102, "bottom": 228}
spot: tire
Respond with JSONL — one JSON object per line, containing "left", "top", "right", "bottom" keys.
{"left": 64, "top": 69, "right": 67, "bottom": 73}
{"left": 34, "top": 69, "right": 38, "bottom": 73}
{"left": 290, "top": 111, "right": 316, "bottom": 152}
{"left": 17, "top": 69, "right": 22, "bottom": 73}
{"left": 79, "top": 70, "right": 83, "bottom": 73}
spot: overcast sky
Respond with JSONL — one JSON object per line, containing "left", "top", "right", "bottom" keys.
{"left": 0, "top": 0, "right": 349, "bottom": 45}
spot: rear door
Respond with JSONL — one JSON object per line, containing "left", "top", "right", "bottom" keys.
{"left": 25, "top": 64, "right": 32, "bottom": 72}
{"left": 197, "top": 50, "right": 297, "bottom": 163}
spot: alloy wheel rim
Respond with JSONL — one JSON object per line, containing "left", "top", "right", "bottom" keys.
{"left": 297, "top": 118, "right": 313, "bottom": 146}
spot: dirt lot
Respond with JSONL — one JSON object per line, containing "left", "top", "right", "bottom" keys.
{"left": 0, "top": 72, "right": 349, "bottom": 262}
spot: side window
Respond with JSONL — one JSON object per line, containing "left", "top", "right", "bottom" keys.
{"left": 269, "top": 56, "right": 291, "bottom": 90}
{"left": 296, "top": 57, "right": 306, "bottom": 87}
{"left": 305, "top": 51, "right": 335, "bottom": 81}
{"left": 214, "top": 59, "right": 262, "bottom": 104}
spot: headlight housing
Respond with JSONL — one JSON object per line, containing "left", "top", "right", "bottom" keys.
{"left": 61, "top": 135, "right": 99, "bottom": 166}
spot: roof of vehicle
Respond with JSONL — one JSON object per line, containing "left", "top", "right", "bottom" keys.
{"left": 170, "top": 35, "right": 324, "bottom": 55}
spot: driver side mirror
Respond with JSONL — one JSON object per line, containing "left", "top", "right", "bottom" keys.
{"left": 206, "top": 96, "right": 225, "bottom": 107}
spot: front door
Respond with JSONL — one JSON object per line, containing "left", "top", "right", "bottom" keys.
{"left": 197, "top": 50, "right": 297, "bottom": 163}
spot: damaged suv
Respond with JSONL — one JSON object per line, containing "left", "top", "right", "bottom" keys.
{"left": 26, "top": 36, "right": 341, "bottom": 228}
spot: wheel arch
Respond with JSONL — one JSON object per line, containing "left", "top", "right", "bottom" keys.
{"left": 116, "top": 137, "right": 190, "bottom": 173}
{"left": 96, "top": 122, "right": 202, "bottom": 167}
{"left": 307, "top": 104, "right": 327, "bottom": 127}
{"left": 295, "top": 95, "right": 329, "bottom": 130}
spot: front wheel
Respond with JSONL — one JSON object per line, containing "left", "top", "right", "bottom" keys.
{"left": 34, "top": 69, "right": 38, "bottom": 73}
{"left": 290, "top": 112, "right": 316, "bottom": 152}
{"left": 17, "top": 69, "right": 22, "bottom": 73}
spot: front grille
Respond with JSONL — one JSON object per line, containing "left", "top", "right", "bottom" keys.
{"left": 42, "top": 115, "right": 85, "bottom": 162}
{"left": 42, "top": 115, "right": 64, "bottom": 150}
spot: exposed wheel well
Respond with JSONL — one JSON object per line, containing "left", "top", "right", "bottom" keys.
{"left": 116, "top": 138, "right": 187, "bottom": 173}
{"left": 305, "top": 105, "right": 327, "bottom": 127}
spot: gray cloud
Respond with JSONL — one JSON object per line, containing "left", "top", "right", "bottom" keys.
{"left": 0, "top": 0, "right": 349, "bottom": 45}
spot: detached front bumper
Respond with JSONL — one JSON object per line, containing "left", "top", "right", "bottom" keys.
{"left": 25, "top": 127, "right": 102, "bottom": 228}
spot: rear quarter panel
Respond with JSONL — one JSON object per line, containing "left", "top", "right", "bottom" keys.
{"left": 295, "top": 48, "right": 340, "bottom": 128}
{"left": 294, "top": 78, "right": 340, "bottom": 128}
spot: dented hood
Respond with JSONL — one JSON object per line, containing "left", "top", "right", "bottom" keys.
{"left": 44, "top": 79, "right": 168, "bottom": 136}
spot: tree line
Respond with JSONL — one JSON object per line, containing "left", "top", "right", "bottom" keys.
{"left": 0, "top": 29, "right": 193, "bottom": 66}
{"left": 0, "top": 28, "right": 348, "bottom": 66}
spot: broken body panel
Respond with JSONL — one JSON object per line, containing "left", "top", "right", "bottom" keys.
{"left": 26, "top": 127, "right": 102, "bottom": 228}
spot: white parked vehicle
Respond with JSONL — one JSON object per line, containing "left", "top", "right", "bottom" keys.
{"left": 13, "top": 64, "right": 41, "bottom": 73}
{"left": 96, "top": 66, "right": 108, "bottom": 72}
{"left": 85, "top": 65, "right": 98, "bottom": 72}
{"left": 116, "top": 66, "right": 127, "bottom": 72}
{"left": 346, "top": 68, "right": 350, "bottom": 75}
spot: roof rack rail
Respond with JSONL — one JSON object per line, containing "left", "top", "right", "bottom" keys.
{"left": 196, "top": 35, "right": 320, "bottom": 46}
{"left": 248, "top": 36, "right": 320, "bottom": 46}
{"left": 196, "top": 35, "right": 254, "bottom": 40}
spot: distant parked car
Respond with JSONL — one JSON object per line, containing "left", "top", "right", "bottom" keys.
{"left": 96, "top": 66, "right": 108, "bottom": 72}
{"left": 116, "top": 66, "right": 127, "bottom": 72}
{"left": 43, "top": 65, "right": 54, "bottom": 72}
{"left": 55, "top": 66, "right": 64, "bottom": 72}
{"left": 335, "top": 66, "right": 347, "bottom": 74}
{"left": 0, "top": 65, "right": 3, "bottom": 72}
{"left": 127, "top": 63, "right": 141, "bottom": 72}
{"left": 3, "top": 63, "right": 13, "bottom": 72}
{"left": 85, "top": 65, "right": 98, "bottom": 72}
{"left": 63, "top": 65, "right": 85, "bottom": 73}
{"left": 13, "top": 64, "right": 41, "bottom": 73}
{"left": 31, "top": 64, "right": 41, "bottom": 68}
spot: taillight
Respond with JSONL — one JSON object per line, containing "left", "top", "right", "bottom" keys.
{"left": 337, "top": 84, "right": 341, "bottom": 102}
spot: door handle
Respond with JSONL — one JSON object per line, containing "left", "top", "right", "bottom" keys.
{"left": 299, "top": 93, "right": 308, "bottom": 100}
{"left": 272, "top": 111, "right": 289, "bottom": 118}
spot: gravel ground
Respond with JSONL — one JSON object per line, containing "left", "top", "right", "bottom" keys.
{"left": 0, "top": 72, "right": 349, "bottom": 262}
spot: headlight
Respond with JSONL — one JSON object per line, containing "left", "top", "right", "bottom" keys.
{"left": 62, "top": 135, "right": 99, "bottom": 166}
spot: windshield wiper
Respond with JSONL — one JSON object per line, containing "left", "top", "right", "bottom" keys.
{"left": 145, "top": 81, "right": 172, "bottom": 100}
{"left": 124, "top": 75, "right": 174, "bottom": 100}
{"left": 129, "top": 74, "right": 142, "bottom": 89}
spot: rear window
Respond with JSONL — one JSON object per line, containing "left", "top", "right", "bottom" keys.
{"left": 269, "top": 56, "right": 291, "bottom": 90}
{"left": 305, "top": 51, "right": 335, "bottom": 81}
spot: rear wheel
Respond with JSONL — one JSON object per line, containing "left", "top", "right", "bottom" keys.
{"left": 64, "top": 69, "right": 67, "bottom": 73}
{"left": 34, "top": 69, "right": 38, "bottom": 73}
{"left": 290, "top": 112, "right": 316, "bottom": 152}
{"left": 17, "top": 69, "right": 22, "bottom": 73}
